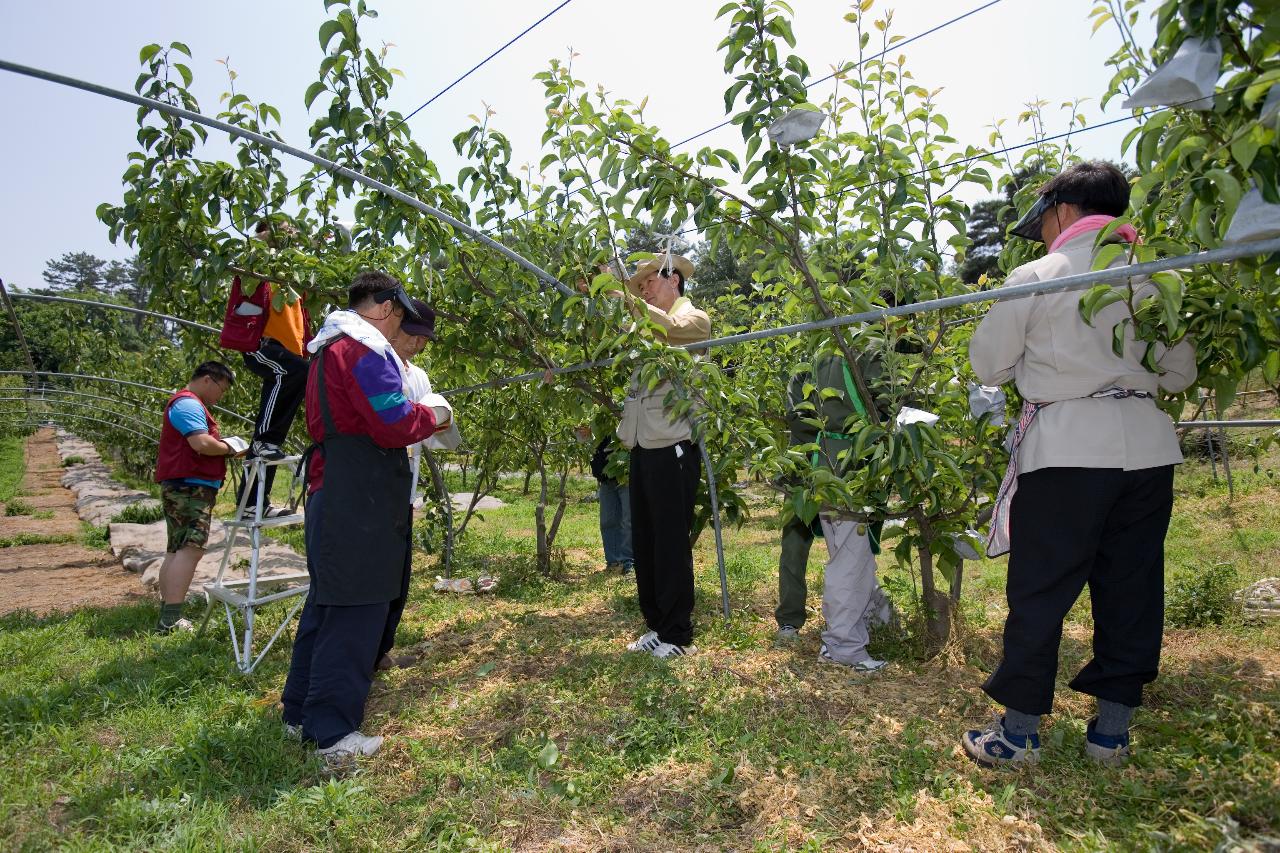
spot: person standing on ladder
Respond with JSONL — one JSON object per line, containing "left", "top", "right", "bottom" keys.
{"left": 220, "top": 219, "right": 313, "bottom": 516}
{"left": 610, "top": 252, "right": 711, "bottom": 659}
{"left": 281, "top": 272, "right": 449, "bottom": 769}
{"left": 154, "top": 361, "right": 247, "bottom": 633}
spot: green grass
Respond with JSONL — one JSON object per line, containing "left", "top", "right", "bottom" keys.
{"left": 4, "top": 497, "right": 34, "bottom": 516}
{"left": 0, "top": 436, "right": 23, "bottom": 503}
{"left": 0, "top": 440, "right": 1277, "bottom": 850}
{"left": 110, "top": 502, "right": 165, "bottom": 526}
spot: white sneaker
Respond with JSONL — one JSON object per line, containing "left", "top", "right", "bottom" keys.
{"left": 156, "top": 617, "right": 195, "bottom": 635}
{"left": 316, "top": 731, "right": 383, "bottom": 769}
{"left": 283, "top": 722, "right": 302, "bottom": 740}
{"left": 626, "top": 630, "right": 660, "bottom": 653}
{"left": 651, "top": 642, "right": 695, "bottom": 659}
{"left": 818, "top": 643, "right": 888, "bottom": 673}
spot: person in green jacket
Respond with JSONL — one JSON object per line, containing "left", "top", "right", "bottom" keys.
{"left": 775, "top": 349, "right": 896, "bottom": 673}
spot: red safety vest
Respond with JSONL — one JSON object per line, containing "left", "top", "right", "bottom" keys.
{"left": 155, "top": 389, "right": 227, "bottom": 484}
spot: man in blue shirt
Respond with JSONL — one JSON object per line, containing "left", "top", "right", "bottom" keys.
{"left": 154, "top": 362, "right": 247, "bottom": 632}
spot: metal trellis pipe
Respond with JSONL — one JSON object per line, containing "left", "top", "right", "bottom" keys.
{"left": 6, "top": 291, "right": 220, "bottom": 334}
{"left": 0, "top": 59, "right": 577, "bottom": 301}
{"left": 0, "top": 410, "right": 159, "bottom": 444}
{"left": 440, "top": 236, "right": 1280, "bottom": 395}
{"left": 0, "top": 399, "right": 161, "bottom": 437}
{"left": 1176, "top": 419, "right": 1280, "bottom": 429}
{"left": 0, "top": 370, "right": 255, "bottom": 426}
{"left": 698, "top": 437, "right": 731, "bottom": 619}
{"left": 12, "top": 385, "right": 166, "bottom": 414}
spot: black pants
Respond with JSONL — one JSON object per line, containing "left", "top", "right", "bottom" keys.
{"left": 240, "top": 339, "right": 308, "bottom": 498}
{"left": 281, "top": 489, "right": 392, "bottom": 748}
{"left": 983, "top": 465, "right": 1174, "bottom": 715}
{"left": 629, "top": 441, "right": 700, "bottom": 646}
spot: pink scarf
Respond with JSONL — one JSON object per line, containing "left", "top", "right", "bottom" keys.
{"left": 1049, "top": 214, "right": 1138, "bottom": 253}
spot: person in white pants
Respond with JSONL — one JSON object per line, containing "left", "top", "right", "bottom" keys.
{"left": 817, "top": 516, "right": 893, "bottom": 671}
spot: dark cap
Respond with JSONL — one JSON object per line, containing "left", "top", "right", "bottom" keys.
{"left": 400, "top": 298, "right": 436, "bottom": 339}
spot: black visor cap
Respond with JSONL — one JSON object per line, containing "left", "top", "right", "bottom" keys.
{"left": 1009, "top": 192, "right": 1058, "bottom": 243}
{"left": 373, "top": 284, "right": 421, "bottom": 321}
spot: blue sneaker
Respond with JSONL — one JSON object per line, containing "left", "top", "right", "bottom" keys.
{"left": 1084, "top": 718, "right": 1131, "bottom": 767}
{"left": 962, "top": 716, "right": 1040, "bottom": 768}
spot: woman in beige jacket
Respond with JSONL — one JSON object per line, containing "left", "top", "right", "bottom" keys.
{"left": 961, "top": 161, "right": 1196, "bottom": 768}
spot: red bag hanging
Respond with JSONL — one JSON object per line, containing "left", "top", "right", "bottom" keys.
{"left": 219, "top": 276, "right": 273, "bottom": 352}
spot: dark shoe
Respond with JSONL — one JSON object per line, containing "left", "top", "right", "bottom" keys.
{"left": 1084, "top": 718, "right": 1131, "bottom": 766}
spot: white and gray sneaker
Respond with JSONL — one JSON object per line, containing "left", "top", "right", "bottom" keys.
{"left": 316, "top": 731, "right": 383, "bottom": 770}
{"left": 651, "top": 642, "right": 695, "bottom": 659}
{"left": 626, "top": 630, "right": 661, "bottom": 653}
{"left": 818, "top": 643, "right": 888, "bottom": 673}
{"left": 776, "top": 624, "right": 800, "bottom": 640}
{"left": 250, "top": 441, "right": 288, "bottom": 462}
{"left": 156, "top": 617, "right": 196, "bottom": 635}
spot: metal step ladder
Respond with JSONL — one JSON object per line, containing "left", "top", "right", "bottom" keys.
{"left": 198, "top": 454, "right": 309, "bottom": 674}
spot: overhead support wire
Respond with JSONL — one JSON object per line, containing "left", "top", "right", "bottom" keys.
{"left": 0, "top": 370, "right": 255, "bottom": 426}
{"left": 441, "top": 236, "right": 1280, "bottom": 396}
{"left": 225, "top": 0, "right": 577, "bottom": 239}
{"left": 0, "top": 59, "right": 577, "bottom": 300}
{"left": 497, "top": 0, "right": 1008, "bottom": 231}
{"left": 6, "top": 291, "right": 220, "bottom": 334}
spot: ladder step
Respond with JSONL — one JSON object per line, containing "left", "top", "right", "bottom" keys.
{"left": 225, "top": 512, "right": 305, "bottom": 528}
{"left": 214, "top": 571, "right": 311, "bottom": 589}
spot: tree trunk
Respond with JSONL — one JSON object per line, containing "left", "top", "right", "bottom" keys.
{"left": 918, "top": 538, "right": 952, "bottom": 650}
{"left": 424, "top": 449, "right": 454, "bottom": 578}
{"left": 534, "top": 451, "right": 550, "bottom": 575}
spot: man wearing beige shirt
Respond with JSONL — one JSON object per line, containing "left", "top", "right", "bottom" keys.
{"left": 962, "top": 161, "right": 1196, "bottom": 768}
{"left": 612, "top": 254, "right": 712, "bottom": 659}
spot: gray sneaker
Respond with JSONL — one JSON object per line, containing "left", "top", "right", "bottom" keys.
{"left": 776, "top": 624, "right": 800, "bottom": 640}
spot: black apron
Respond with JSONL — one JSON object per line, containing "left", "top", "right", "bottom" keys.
{"left": 310, "top": 343, "right": 413, "bottom": 606}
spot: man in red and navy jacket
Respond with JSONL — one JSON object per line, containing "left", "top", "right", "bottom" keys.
{"left": 154, "top": 361, "right": 247, "bottom": 633}
{"left": 281, "top": 271, "right": 448, "bottom": 767}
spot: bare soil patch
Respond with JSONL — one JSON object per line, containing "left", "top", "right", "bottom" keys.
{"left": 0, "top": 430, "right": 146, "bottom": 617}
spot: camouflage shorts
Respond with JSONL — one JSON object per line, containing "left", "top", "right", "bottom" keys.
{"left": 160, "top": 483, "right": 218, "bottom": 553}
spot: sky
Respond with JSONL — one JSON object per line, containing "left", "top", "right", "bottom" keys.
{"left": 0, "top": 0, "right": 1156, "bottom": 292}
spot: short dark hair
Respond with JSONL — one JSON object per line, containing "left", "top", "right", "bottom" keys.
{"left": 660, "top": 268, "right": 686, "bottom": 295}
{"left": 191, "top": 361, "right": 234, "bottom": 386}
{"left": 254, "top": 219, "right": 272, "bottom": 235}
{"left": 348, "top": 271, "right": 401, "bottom": 309}
{"left": 1038, "top": 160, "right": 1130, "bottom": 217}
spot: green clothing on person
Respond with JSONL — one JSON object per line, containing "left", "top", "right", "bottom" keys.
{"left": 775, "top": 353, "right": 886, "bottom": 629}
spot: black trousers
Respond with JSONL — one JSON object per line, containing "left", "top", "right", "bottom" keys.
{"left": 629, "top": 441, "right": 700, "bottom": 646}
{"left": 240, "top": 339, "right": 308, "bottom": 498}
{"left": 983, "top": 465, "right": 1175, "bottom": 715}
{"left": 281, "top": 489, "right": 392, "bottom": 748}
